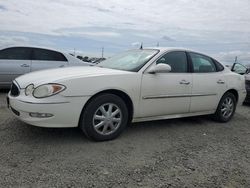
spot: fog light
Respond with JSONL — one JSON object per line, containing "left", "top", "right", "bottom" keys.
{"left": 29, "top": 112, "right": 53, "bottom": 118}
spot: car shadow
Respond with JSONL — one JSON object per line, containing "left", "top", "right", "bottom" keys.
{"left": 131, "top": 115, "right": 212, "bottom": 129}
{"left": 0, "top": 89, "right": 9, "bottom": 94}
{"left": 22, "top": 123, "right": 90, "bottom": 143}
{"left": 243, "top": 102, "right": 250, "bottom": 107}
{"left": 12, "top": 114, "right": 212, "bottom": 144}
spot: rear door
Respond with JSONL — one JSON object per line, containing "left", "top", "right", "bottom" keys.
{"left": 0, "top": 47, "right": 32, "bottom": 87}
{"left": 31, "top": 48, "right": 68, "bottom": 72}
{"left": 188, "top": 52, "right": 227, "bottom": 112}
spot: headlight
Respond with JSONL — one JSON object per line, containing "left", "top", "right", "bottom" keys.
{"left": 33, "top": 84, "right": 66, "bottom": 98}
{"left": 25, "top": 84, "right": 34, "bottom": 96}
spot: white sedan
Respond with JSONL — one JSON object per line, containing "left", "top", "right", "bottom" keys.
{"left": 8, "top": 48, "right": 246, "bottom": 141}
{"left": 0, "top": 46, "right": 90, "bottom": 88}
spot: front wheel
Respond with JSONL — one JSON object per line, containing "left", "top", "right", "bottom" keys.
{"left": 80, "top": 94, "right": 128, "bottom": 141}
{"left": 213, "top": 92, "right": 237, "bottom": 122}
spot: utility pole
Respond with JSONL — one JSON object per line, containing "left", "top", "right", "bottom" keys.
{"left": 140, "top": 42, "right": 143, "bottom": 49}
{"left": 156, "top": 42, "right": 159, "bottom": 47}
{"left": 74, "top": 48, "right": 76, "bottom": 56}
{"left": 101, "top": 47, "right": 104, "bottom": 58}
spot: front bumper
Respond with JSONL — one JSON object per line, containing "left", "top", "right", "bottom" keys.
{"left": 8, "top": 93, "right": 90, "bottom": 128}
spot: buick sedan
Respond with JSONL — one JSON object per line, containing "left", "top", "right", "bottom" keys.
{"left": 8, "top": 48, "right": 246, "bottom": 141}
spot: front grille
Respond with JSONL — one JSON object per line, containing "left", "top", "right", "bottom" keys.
{"left": 10, "top": 82, "right": 20, "bottom": 97}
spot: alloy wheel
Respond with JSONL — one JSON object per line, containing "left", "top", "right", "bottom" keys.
{"left": 93, "top": 103, "right": 122, "bottom": 135}
{"left": 220, "top": 97, "right": 234, "bottom": 119}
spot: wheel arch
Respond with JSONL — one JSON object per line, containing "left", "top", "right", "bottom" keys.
{"left": 78, "top": 89, "right": 134, "bottom": 127}
{"left": 213, "top": 88, "right": 239, "bottom": 122}
{"left": 225, "top": 88, "right": 239, "bottom": 102}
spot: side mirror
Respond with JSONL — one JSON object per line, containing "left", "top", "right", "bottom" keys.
{"left": 231, "top": 63, "right": 248, "bottom": 75}
{"left": 246, "top": 68, "right": 250, "bottom": 74}
{"left": 148, "top": 63, "right": 171, "bottom": 74}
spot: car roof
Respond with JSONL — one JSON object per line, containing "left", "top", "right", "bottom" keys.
{"left": 145, "top": 47, "right": 199, "bottom": 53}
{"left": 146, "top": 47, "right": 219, "bottom": 59}
{"left": 0, "top": 45, "right": 66, "bottom": 54}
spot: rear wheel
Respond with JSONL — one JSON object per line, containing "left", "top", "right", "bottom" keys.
{"left": 213, "top": 92, "right": 237, "bottom": 122}
{"left": 80, "top": 93, "right": 128, "bottom": 141}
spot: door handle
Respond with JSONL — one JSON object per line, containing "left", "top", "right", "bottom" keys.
{"left": 59, "top": 65, "right": 65, "bottom": 68}
{"left": 179, "top": 80, "right": 190, "bottom": 85}
{"left": 217, "top": 80, "right": 225, "bottom": 84}
{"left": 20, "top": 64, "right": 30, "bottom": 67}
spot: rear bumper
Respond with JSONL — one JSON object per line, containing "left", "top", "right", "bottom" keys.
{"left": 8, "top": 94, "right": 90, "bottom": 128}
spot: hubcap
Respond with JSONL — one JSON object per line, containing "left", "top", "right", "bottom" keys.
{"left": 221, "top": 97, "right": 234, "bottom": 119}
{"left": 93, "top": 103, "right": 122, "bottom": 135}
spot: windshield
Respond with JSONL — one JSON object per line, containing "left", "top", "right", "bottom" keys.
{"left": 98, "top": 49, "right": 159, "bottom": 72}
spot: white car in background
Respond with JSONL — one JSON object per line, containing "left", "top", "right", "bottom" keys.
{"left": 8, "top": 48, "right": 246, "bottom": 141}
{"left": 0, "top": 46, "right": 90, "bottom": 88}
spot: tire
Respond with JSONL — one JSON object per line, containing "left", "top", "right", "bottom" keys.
{"left": 213, "top": 92, "right": 237, "bottom": 122}
{"left": 80, "top": 93, "right": 128, "bottom": 141}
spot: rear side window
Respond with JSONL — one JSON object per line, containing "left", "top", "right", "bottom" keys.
{"left": 32, "top": 48, "right": 67, "bottom": 61}
{"left": 189, "top": 52, "right": 216, "bottom": 73}
{"left": 156, "top": 51, "right": 188, "bottom": 73}
{"left": 0, "top": 47, "right": 32, "bottom": 60}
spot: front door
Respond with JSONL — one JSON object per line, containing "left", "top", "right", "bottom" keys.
{"left": 139, "top": 51, "right": 192, "bottom": 117}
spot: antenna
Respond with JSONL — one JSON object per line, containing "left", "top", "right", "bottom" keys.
{"left": 101, "top": 47, "right": 104, "bottom": 58}
{"left": 140, "top": 42, "right": 143, "bottom": 50}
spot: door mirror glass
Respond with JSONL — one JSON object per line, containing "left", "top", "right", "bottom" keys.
{"left": 148, "top": 63, "right": 171, "bottom": 74}
{"left": 231, "top": 63, "right": 248, "bottom": 75}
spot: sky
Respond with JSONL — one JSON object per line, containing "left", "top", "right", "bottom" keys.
{"left": 0, "top": 0, "right": 250, "bottom": 64}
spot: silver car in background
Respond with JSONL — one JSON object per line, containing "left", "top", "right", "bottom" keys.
{"left": 0, "top": 46, "right": 90, "bottom": 88}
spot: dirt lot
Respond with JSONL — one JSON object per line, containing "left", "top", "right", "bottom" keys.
{"left": 0, "top": 91, "right": 250, "bottom": 188}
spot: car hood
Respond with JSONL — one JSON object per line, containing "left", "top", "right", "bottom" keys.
{"left": 15, "top": 66, "right": 132, "bottom": 88}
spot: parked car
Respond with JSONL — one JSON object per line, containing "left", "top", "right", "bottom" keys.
{"left": 245, "top": 74, "right": 250, "bottom": 103}
{"left": 0, "top": 46, "right": 90, "bottom": 88}
{"left": 91, "top": 57, "right": 106, "bottom": 64}
{"left": 8, "top": 48, "right": 246, "bottom": 141}
{"left": 230, "top": 63, "right": 250, "bottom": 103}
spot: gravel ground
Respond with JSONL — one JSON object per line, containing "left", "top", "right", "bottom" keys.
{"left": 0, "top": 90, "right": 250, "bottom": 188}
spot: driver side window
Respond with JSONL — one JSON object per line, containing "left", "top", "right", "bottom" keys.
{"left": 156, "top": 51, "right": 188, "bottom": 73}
